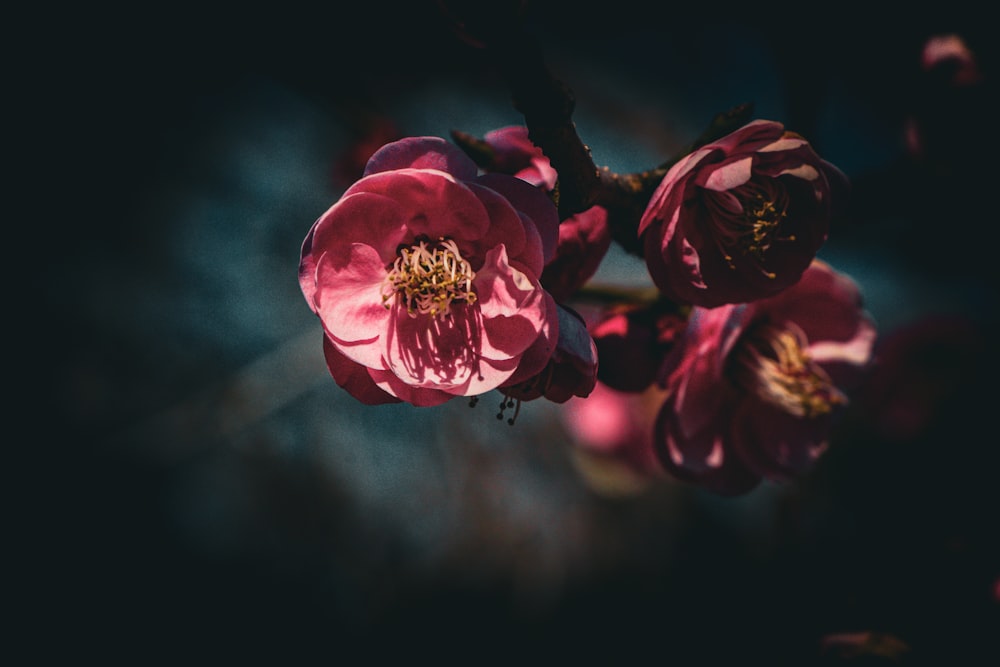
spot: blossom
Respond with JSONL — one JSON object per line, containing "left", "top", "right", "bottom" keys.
{"left": 638, "top": 119, "right": 847, "bottom": 308}
{"left": 482, "top": 125, "right": 558, "bottom": 190}
{"left": 481, "top": 125, "right": 612, "bottom": 301}
{"left": 653, "top": 260, "right": 876, "bottom": 495}
{"left": 299, "top": 136, "right": 563, "bottom": 407}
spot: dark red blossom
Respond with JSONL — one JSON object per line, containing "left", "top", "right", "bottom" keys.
{"left": 638, "top": 119, "right": 847, "bottom": 308}
{"left": 653, "top": 260, "right": 876, "bottom": 495}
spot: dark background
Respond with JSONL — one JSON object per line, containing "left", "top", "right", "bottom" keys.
{"left": 22, "top": 1, "right": 998, "bottom": 663}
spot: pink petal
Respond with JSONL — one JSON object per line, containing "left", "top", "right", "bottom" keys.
{"left": 753, "top": 260, "right": 869, "bottom": 347}
{"left": 808, "top": 321, "right": 877, "bottom": 367}
{"left": 382, "top": 301, "right": 521, "bottom": 395}
{"left": 474, "top": 173, "right": 559, "bottom": 265}
{"left": 480, "top": 290, "right": 549, "bottom": 361}
{"left": 483, "top": 125, "right": 559, "bottom": 190}
{"left": 540, "top": 205, "right": 611, "bottom": 301}
{"left": 564, "top": 381, "right": 636, "bottom": 452}
{"left": 653, "top": 395, "right": 760, "bottom": 495}
{"left": 310, "top": 191, "right": 410, "bottom": 266}
{"left": 499, "top": 290, "right": 559, "bottom": 386}
{"left": 298, "top": 222, "right": 320, "bottom": 312}
{"left": 383, "top": 301, "right": 482, "bottom": 390}
{"left": 730, "top": 398, "right": 831, "bottom": 479}
{"left": 700, "top": 156, "right": 753, "bottom": 191}
{"left": 776, "top": 163, "right": 820, "bottom": 180}
{"left": 346, "top": 168, "right": 490, "bottom": 242}
{"left": 638, "top": 146, "right": 713, "bottom": 237}
{"left": 363, "top": 136, "right": 478, "bottom": 181}
{"left": 705, "top": 189, "right": 743, "bottom": 216}
{"left": 710, "top": 119, "right": 784, "bottom": 155}
{"left": 314, "top": 244, "right": 390, "bottom": 367}
{"left": 475, "top": 245, "right": 542, "bottom": 320}
{"left": 368, "top": 366, "right": 456, "bottom": 407}
{"left": 758, "top": 135, "right": 810, "bottom": 152}
{"left": 465, "top": 182, "right": 528, "bottom": 267}
{"left": 671, "top": 350, "right": 731, "bottom": 439}
{"left": 322, "top": 335, "right": 400, "bottom": 405}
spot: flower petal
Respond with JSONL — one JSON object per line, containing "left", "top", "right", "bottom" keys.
{"left": 310, "top": 191, "right": 410, "bottom": 266}
{"left": 475, "top": 172, "right": 559, "bottom": 265}
{"left": 465, "top": 181, "right": 528, "bottom": 267}
{"left": 368, "top": 366, "right": 456, "bottom": 407}
{"left": 483, "top": 125, "right": 559, "bottom": 190}
{"left": 498, "top": 290, "right": 559, "bottom": 386}
{"left": 540, "top": 205, "right": 611, "bottom": 301}
{"left": 700, "top": 155, "right": 753, "bottom": 191}
{"left": 638, "top": 146, "right": 713, "bottom": 237}
{"left": 653, "top": 394, "right": 761, "bottom": 496}
{"left": 730, "top": 398, "right": 831, "bottom": 479}
{"left": 475, "top": 246, "right": 549, "bottom": 360}
{"left": 298, "top": 222, "right": 320, "bottom": 312}
{"left": 383, "top": 301, "right": 482, "bottom": 390}
{"left": 381, "top": 301, "right": 522, "bottom": 395}
{"left": 758, "top": 135, "right": 810, "bottom": 152}
{"left": 322, "top": 335, "right": 400, "bottom": 405}
{"left": 710, "top": 119, "right": 784, "bottom": 154}
{"left": 363, "top": 136, "right": 478, "bottom": 181}
{"left": 346, "top": 168, "right": 490, "bottom": 242}
{"left": 314, "top": 244, "right": 390, "bottom": 366}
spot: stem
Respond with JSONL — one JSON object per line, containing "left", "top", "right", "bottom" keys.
{"left": 439, "top": 2, "right": 755, "bottom": 257}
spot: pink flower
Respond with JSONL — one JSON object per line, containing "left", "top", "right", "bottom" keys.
{"left": 299, "top": 136, "right": 563, "bottom": 407}
{"left": 638, "top": 119, "right": 847, "bottom": 308}
{"left": 654, "top": 260, "right": 876, "bottom": 495}
{"left": 482, "top": 125, "right": 612, "bottom": 301}
{"left": 482, "top": 125, "right": 558, "bottom": 190}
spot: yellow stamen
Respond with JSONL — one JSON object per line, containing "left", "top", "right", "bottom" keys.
{"left": 738, "top": 191, "right": 787, "bottom": 265}
{"left": 716, "top": 180, "right": 791, "bottom": 276}
{"left": 382, "top": 237, "right": 477, "bottom": 319}
{"left": 733, "top": 322, "right": 847, "bottom": 418}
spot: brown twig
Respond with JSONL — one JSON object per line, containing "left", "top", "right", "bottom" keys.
{"left": 440, "top": 2, "right": 755, "bottom": 257}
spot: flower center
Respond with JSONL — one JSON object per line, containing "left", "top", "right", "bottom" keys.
{"left": 716, "top": 179, "right": 793, "bottom": 278}
{"left": 740, "top": 191, "right": 787, "bottom": 261}
{"left": 382, "top": 237, "right": 477, "bottom": 319}
{"left": 732, "top": 322, "right": 846, "bottom": 418}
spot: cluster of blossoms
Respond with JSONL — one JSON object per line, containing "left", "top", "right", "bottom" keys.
{"left": 300, "top": 118, "right": 876, "bottom": 495}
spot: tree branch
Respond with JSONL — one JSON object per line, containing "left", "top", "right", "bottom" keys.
{"left": 439, "top": 1, "right": 755, "bottom": 257}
